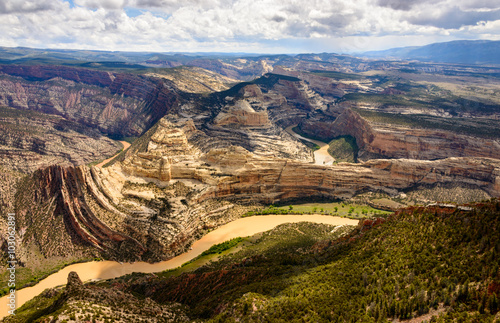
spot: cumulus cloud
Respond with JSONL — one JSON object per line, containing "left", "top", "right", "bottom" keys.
{"left": 376, "top": 0, "right": 438, "bottom": 11}
{"left": 408, "top": 5, "right": 500, "bottom": 29}
{"left": 74, "top": 0, "right": 127, "bottom": 10}
{"left": 1, "top": 0, "right": 500, "bottom": 53}
{"left": 0, "top": 0, "right": 57, "bottom": 14}
{"left": 459, "top": 0, "right": 500, "bottom": 10}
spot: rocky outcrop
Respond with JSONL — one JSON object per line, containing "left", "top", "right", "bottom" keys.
{"left": 187, "top": 58, "right": 273, "bottom": 81}
{"left": 0, "top": 65, "right": 115, "bottom": 87}
{"left": 273, "top": 66, "right": 354, "bottom": 99}
{"left": 15, "top": 271, "right": 190, "bottom": 323}
{"left": 120, "top": 119, "right": 500, "bottom": 207}
{"left": 147, "top": 66, "right": 238, "bottom": 93}
{"left": 209, "top": 154, "right": 500, "bottom": 203}
{"left": 11, "top": 112, "right": 500, "bottom": 264}
{"left": 0, "top": 106, "right": 121, "bottom": 172}
{"left": 122, "top": 118, "right": 200, "bottom": 182}
{"left": 300, "top": 108, "right": 500, "bottom": 161}
{"left": 214, "top": 99, "right": 270, "bottom": 127}
{"left": 0, "top": 64, "right": 181, "bottom": 138}
{"left": 66, "top": 271, "right": 84, "bottom": 295}
{"left": 17, "top": 165, "right": 146, "bottom": 260}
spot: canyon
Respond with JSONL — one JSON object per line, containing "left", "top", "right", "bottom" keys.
{"left": 0, "top": 56, "right": 499, "bottom": 321}
{"left": 9, "top": 113, "right": 499, "bottom": 269}
{"left": 299, "top": 107, "right": 500, "bottom": 161}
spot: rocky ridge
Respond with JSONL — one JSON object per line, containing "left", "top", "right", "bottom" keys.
{"left": 2, "top": 271, "right": 190, "bottom": 322}
{"left": 0, "top": 106, "right": 121, "bottom": 172}
{"left": 146, "top": 66, "right": 238, "bottom": 93}
{"left": 16, "top": 114, "right": 498, "bottom": 263}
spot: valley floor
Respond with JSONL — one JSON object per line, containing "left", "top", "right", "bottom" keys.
{"left": 0, "top": 214, "right": 358, "bottom": 319}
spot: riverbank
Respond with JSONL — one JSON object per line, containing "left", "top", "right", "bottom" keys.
{"left": 0, "top": 214, "right": 358, "bottom": 319}
{"left": 285, "top": 125, "right": 334, "bottom": 166}
{"left": 95, "top": 140, "right": 131, "bottom": 168}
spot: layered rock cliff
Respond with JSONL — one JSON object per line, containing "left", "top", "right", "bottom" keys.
{"left": 0, "top": 106, "right": 121, "bottom": 172}
{"left": 2, "top": 65, "right": 500, "bottom": 268}
{"left": 15, "top": 165, "right": 145, "bottom": 262}
{"left": 210, "top": 154, "right": 500, "bottom": 203}
{"left": 299, "top": 108, "right": 500, "bottom": 161}
{"left": 0, "top": 65, "right": 181, "bottom": 138}
{"left": 19, "top": 115, "right": 494, "bottom": 263}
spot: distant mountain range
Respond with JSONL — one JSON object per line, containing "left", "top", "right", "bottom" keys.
{"left": 362, "top": 40, "right": 500, "bottom": 65}
{"left": 2, "top": 40, "right": 499, "bottom": 69}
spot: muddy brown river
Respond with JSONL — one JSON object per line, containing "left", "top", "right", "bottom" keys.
{"left": 0, "top": 215, "right": 358, "bottom": 319}
{"left": 285, "top": 125, "right": 334, "bottom": 166}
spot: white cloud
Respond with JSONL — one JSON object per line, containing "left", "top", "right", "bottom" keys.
{"left": 74, "top": 0, "right": 127, "bottom": 10}
{"left": 0, "top": 0, "right": 499, "bottom": 53}
{"left": 0, "top": 0, "right": 58, "bottom": 14}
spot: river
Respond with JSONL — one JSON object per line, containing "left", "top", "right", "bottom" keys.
{"left": 285, "top": 125, "right": 334, "bottom": 166}
{"left": 95, "top": 140, "right": 131, "bottom": 168}
{"left": 0, "top": 215, "right": 358, "bottom": 319}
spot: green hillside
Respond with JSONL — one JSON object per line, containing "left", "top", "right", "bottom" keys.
{"left": 8, "top": 200, "right": 500, "bottom": 322}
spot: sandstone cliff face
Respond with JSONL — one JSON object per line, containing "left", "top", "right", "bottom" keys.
{"left": 300, "top": 108, "right": 500, "bottom": 161}
{"left": 3, "top": 64, "right": 499, "bottom": 268}
{"left": 122, "top": 118, "right": 200, "bottom": 182}
{"left": 272, "top": 66, "right": 353, "bottom": 99}
{"left": 0, "top": 65, "right": 181, "bottom": 138}
{"left": 146, "top": 66, "right": 238, "bottom": 93}
{"left": 171, "top": 77, "right": 320, "bottom": 163}
{"left": 214, "top": 99, "right": 270, "bottom": 127}
{"left": 0, "top": 106, "right": 121, "bottom": 172}
{"left": 210, "top": 155, "right": 500, "bottom": 203}
{"left": 15, "top": 165, "right": 145, "bottom": 261}
{"left": 10, "top": 110, "right": 499, "bottom": 264}
{"left": 187, "top": 58, "right": 274, "bottom": 81}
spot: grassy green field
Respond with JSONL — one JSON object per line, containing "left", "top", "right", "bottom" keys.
{"left": 327, "top": 135, "right": 358, "bottom": 163}
{"left": 246, "top": 202, "right": 391, "bottom": 218}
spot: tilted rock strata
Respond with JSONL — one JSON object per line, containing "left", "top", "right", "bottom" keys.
{"left": 0, "top": 65, "right": 181, "bottom": 137}
{"left": 14, "top": 112, "right": 500, "bottom": 263}
{"left": 146, "top": 66, "right": 238, "bottom": 93}
{"left": 214, "top": 99, "right": 270, "bottom": 127}
{"left": 19, "top": 166, "right": 145, "bottom": 259}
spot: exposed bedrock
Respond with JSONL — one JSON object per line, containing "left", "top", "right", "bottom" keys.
{"left": 0, "top": 64, "right": 181, "bottom": 137}
{"left": 16, "top": 165, "right": 145, "bottom": 261}
{"left": 15, "top": 114, "right": 500, "bottom": 262}
{"left": 210, "top": 155, "right": 500, "bottom": 203}
{"left": 0, "top": 106, "right": 121, "bottom": 172}
{"left": 299, "top": 108, "right": 500, "bottom": 161}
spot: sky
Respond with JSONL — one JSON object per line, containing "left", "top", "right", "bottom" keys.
{"left": 1, "top": 0, "right": 500, "bottom": 53}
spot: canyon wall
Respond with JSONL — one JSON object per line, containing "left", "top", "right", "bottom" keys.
{"left": 211, "top": 155, "right": 500, "bottom": 203}
{"left": 0, "top": 64, "right": 181, "bottom": 137}
{"left": 0, "top": 106, "right": 121, "bottom": 172}
{"left": 300, "top": 108, "right": 500, "bottom": 161}
{"left": 10, "top": 111, "right": 499, "bottom": 263}
{"left": 23, "top": 151, "right": 498, "bottom": 262}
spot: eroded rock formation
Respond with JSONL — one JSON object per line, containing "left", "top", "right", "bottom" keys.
{"left": 0, "top": 64, "right": 181, "bottom": 138}
{"left": 0, "top": 106, "right": 121, "bottom": 172}
{"left": 2, "top": 66, "right": 500, "bottom": 267}
{"left": 300, "top": 108, "right": 500, "bottom": 161}
{"left": 19, "top": 115, "right": 497, "bottom": 262}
